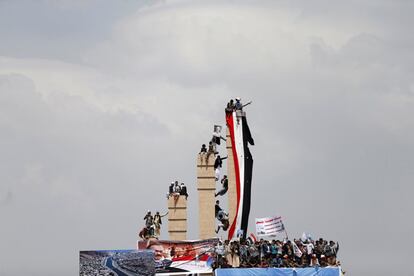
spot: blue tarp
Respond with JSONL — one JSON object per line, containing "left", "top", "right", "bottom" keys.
{"left": 215, "top": 267, "right": 341, "bottom": 276}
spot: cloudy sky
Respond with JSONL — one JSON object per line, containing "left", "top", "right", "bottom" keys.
{"left": 1, "top": 0, "right": 413, "bottom": 275}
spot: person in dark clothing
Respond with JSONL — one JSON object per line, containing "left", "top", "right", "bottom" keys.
{"left": 235, "top": 97, "right": 243, "bottom": 110}
{"left": 200, "top": 144, "right": 207, "bottom": 153}
{"left": 215, "top": 200, "right": 222, "bottom": 218}
{"left": 144, "top": 211, "right": 153, "bottom": 227}
{"left": 282, "top": 241, "right": 293, "bottom": 257}
{"left": 180, "top": 183, "right": 188, "bottom": 199}
{"left": 173, "top": 181, "right": 181, "bottom": 193}
{"left": 215, "top": 175, "right": 228, "bottom": 197}
{"left": 216, "top": 210, "right": 229, "bottom": 233}
{"left": 168, "top": 182, "right": 174, "bottom": 196}
{"left": 208, "top": 141, "right": 214, "bottom": 153}
{"left": 214, "top": 155, "right": 224, "bottom": 169}
{"left": 226, "top": 99, "right": 235, "bottom": 113}
{"left": 144, "top": 211, "right": 154, "bottom": 236}
{"left": 214, "top": 155, "right": 228, "bottom": 181}
{"left": 138, "top": 227, "right": 149, "bottom": 240}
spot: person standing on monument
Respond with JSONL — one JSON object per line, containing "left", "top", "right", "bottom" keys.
{"left": 153, "top": 211, "right": 168, "bottom": 237}
{"left": 235, "top": 97, "right": 243, "bottom": 110}
{"left": 144, "top": 211, "right": 154, "bottom": 236}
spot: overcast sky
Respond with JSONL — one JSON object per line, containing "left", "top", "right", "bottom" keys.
{"left": 1, "top": 1, "right": 413, "bottom": 275}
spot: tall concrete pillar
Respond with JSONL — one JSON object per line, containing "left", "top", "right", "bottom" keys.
{"left": 168, "top": 195, "right": 187, "bottom": 240}
{"left": 226, "top": 130, "right": 237, "bottom": 235}
{"left": 197, "top": 153, "right": 216, "bottom": 239}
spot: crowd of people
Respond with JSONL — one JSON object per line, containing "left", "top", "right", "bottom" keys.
{"left": 212, "top": 237, "right": 340, "bottom": 270}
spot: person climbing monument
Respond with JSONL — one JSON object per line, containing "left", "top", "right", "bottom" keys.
{"left": 212, "top": 125, "right": 226, "bottom": 145}
{"left": 215, "top": 175, "right": 228, "bottom": 197}
{"left": 215, "top": 200, "right": 222, "bottom": 218}
{"left": 216, "top": 209, "right": 229, "bottom": 233}
{"left": 206, "top": 141, "right": 215, "bottom": 160}
{"left": 168, "top": 182, "right": 174, "bottom": 197}
{"left": 226, "top": 99, "right": 235, "bottom": 113}
{"left": 214, "top": 155, "right": 227, "bottom": 181}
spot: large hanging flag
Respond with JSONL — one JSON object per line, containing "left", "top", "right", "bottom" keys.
{"left": 255, "top": 216, "right": 285, "bottom": 237}
{"left": 226, "top": 109, "right": 254, "bottom": 240}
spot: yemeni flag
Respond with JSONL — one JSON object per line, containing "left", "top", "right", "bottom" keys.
{"left": 226, "top": 110, "right": 254, "bottom": 240}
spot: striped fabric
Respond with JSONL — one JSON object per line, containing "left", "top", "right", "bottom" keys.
{"left": 226, "top": 110, "right": 254, "bottom": 240}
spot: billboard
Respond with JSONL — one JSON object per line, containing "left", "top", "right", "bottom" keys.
{"left": 80, "top": 249, "right": 155, "bottom": 276}
{"left": 137, "top": 238, "right": 218, "bottom": 274}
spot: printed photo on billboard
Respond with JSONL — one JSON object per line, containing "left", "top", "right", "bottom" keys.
{"left": 137, "top": 238, "right": 218, "bottom": 274}
{"left": 80, "top": 249, "right": 155, "bottom": 276}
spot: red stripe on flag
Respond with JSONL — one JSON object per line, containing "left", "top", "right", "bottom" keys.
{"left": 226, "top": 112, "right": 241, "bottom": 240}
{"left": 250, "top": 233, "right": 257, "bottom": 242}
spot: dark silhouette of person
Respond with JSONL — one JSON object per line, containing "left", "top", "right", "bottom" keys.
{"left": 200, "top": 144, "right": 207, "bottom": 153}
{"left": 180, "top": 183, "right": 188, "bottom": 199}
{"left": 215, "top": 175, "right": 228, "bottom": 197}
{"left": 215, "top": 200, "right": 222, "bottom": 218}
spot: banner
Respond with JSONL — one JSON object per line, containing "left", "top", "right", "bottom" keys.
{"left": 80, "top": 250, "right": 154, "bottom": 276}
{"left": 292, "top": 242, "right": 303, "bottom": 258}
{"left": 255, "top": 216, "right": 285, "bottom": 237}
{"left": 137, "top": 238, "right": 218, "bottom": 274}
{"left": 226, "top": 110, "right": 254, "bottom": 240}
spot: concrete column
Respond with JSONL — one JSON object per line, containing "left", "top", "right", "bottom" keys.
{"left": 226, "top": 130, "right": 237, "bottom": 236}
{"left": 168, "top": 195, "right": 187, "bottom": 240}
{"left": 197, "top": 153, "right": 216, "bottom": 239}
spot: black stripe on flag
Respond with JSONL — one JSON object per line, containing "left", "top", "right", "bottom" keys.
{"left": 240, "top": 116, "right": 254, "bottom": 239}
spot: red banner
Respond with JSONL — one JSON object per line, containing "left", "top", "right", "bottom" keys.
{"left": 137, "top": 238, "right": 218, "bottom": 274}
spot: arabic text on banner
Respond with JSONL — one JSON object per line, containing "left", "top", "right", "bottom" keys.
{"left": 255, "top": 216, "right": 284, "bottom": 237}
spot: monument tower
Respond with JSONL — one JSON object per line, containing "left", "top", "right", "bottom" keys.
{"left": 197, "top": 153, "right": 216, "bottom": 239}
{"left": 167, "top": 195, "right": 187, "bottom": 240}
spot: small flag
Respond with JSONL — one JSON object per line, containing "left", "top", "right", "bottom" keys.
{"left": 250, "top": 233, "right": 257, "bottom": 243}
{"left": 292, "top": 242, "right": 303, "bottom": 258}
